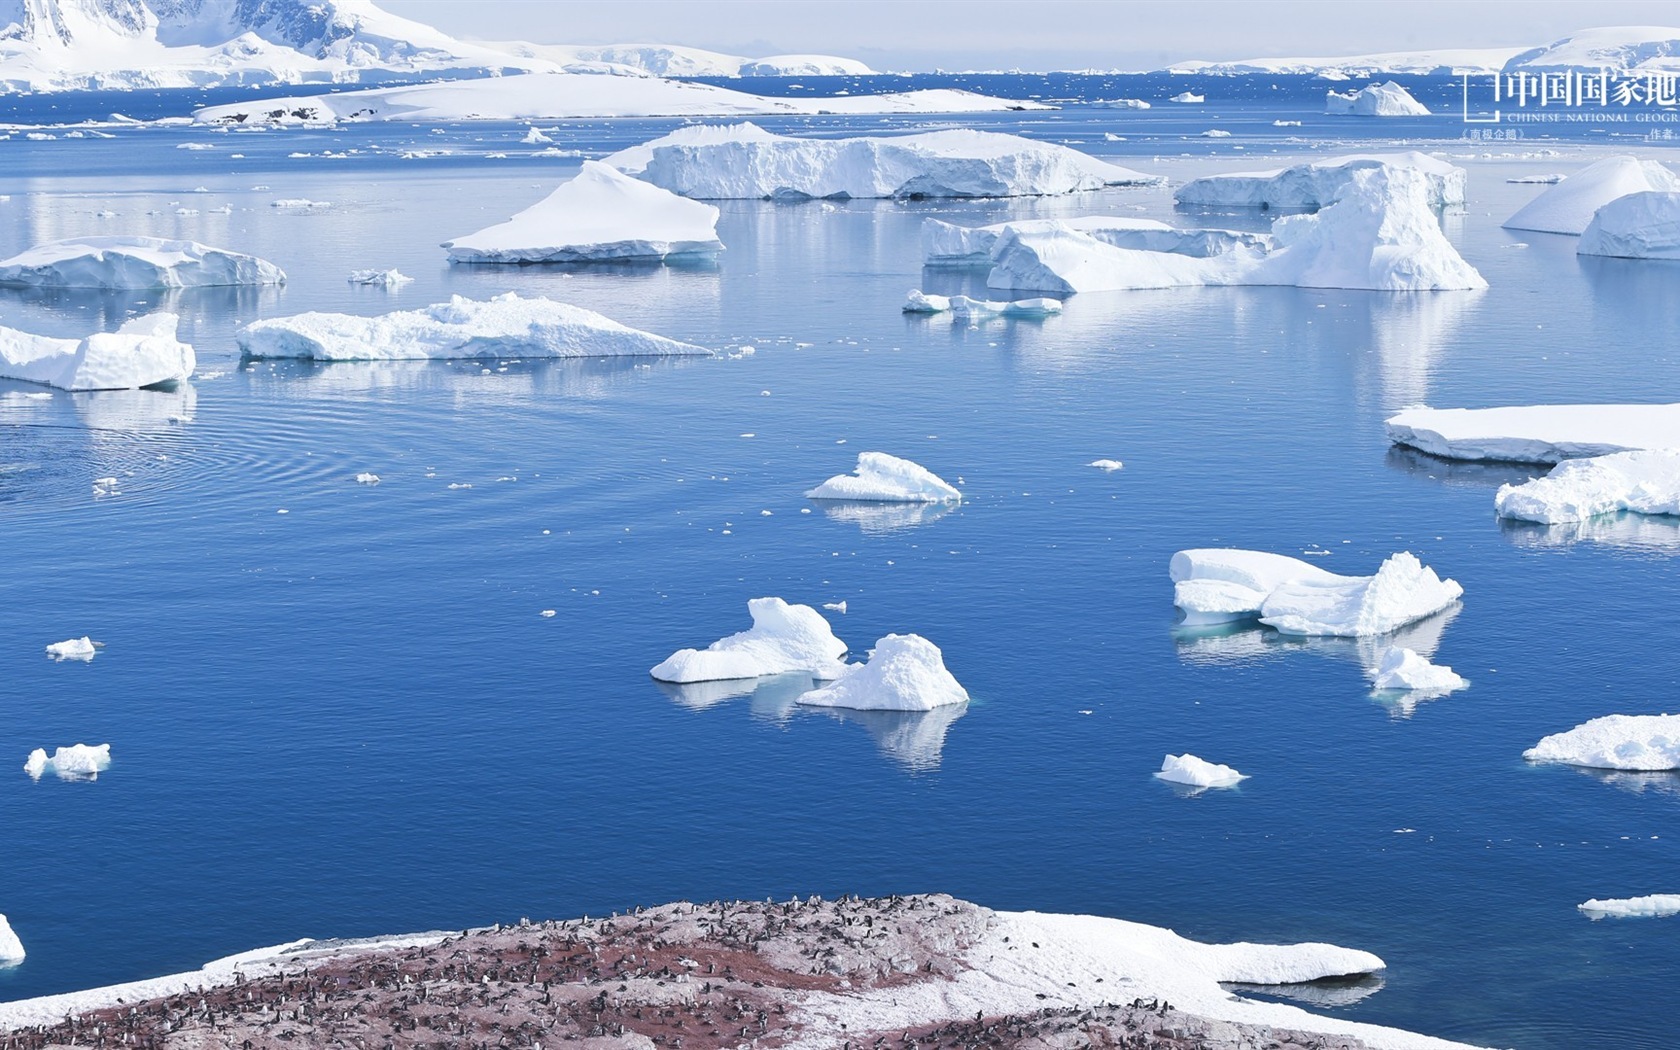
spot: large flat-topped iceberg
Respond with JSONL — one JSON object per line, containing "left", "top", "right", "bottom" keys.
{"left": 1525, "top": 713, "right": 1680, "bottom": 771}
{"left": 1325, "top": 81, "right": 1431, "bottom": 116}
{"left": 443, "top": 161, "right": 722, "bottom": 264}
{"left": 1578, "top": 191, "right": 1680, "bottom": 258}
{"left": 1171, "top": 548, "right": 1462, "bottom": 637}
{"left": 806, "top": 452, "right": 962, "bottom": 502}
{"left": 0, "top": 236, "right": 285, "bottom": 289}
{"left": 1386, "top": 403, "right": 1680, "bottom": 463}
{"left": 628, "top": 126, "right": 1161, "bottom": 200}
{"left": 796, "top": 633, "right": 969, "bottom": 711}
{"left": 921, "top": 216, "right": 1269, "bottom": 265}
{"left": 237, "top": 293, "right": 708, "bottom": 361}
{"left": 1175, "top": 152, "right": 1466, "bottom": 209}
{"left": 0, "top": 314, "right": 194, "bottom": 392}
{"left": 1502, "top": 156, "right": 1680, "bottom": 235}
{"left": 650, "top": 597, "right": 850, "bottom": 683}
{"left": 1579, "top": 894, "right": 1680, "bottom": 919}
{"left": 1495, "top": 450, "right": 1680, "bottom": 524}
{"left": 1155, "top": 753, "right": 1247, "bottom": 788}
{"left": 902, "top": 291, "right": 1062, "bottom": 319}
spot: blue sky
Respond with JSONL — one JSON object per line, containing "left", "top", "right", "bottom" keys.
{"left": 379, "top": 0, "right": 1680, "bottom": 71}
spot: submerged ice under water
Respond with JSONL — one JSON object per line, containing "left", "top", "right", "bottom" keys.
{"left": 0, "top": 81, "right": 1678, "bottom": 1049}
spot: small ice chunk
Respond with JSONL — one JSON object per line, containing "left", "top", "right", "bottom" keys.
{"left": 806, "top": 452, "right": 961, "bottom": 503}
{"left": 1371, "top": 646, "right": 1467, "bottom": 693}
{"left": 1169, "top": 92, "right": 1204, "bottom": 103}
{"left": 0, "top": 914, "right": 22, "bottom": 964}
{"left": 1089, "top": 459, "right": 1123, "bottom": 471}
{"left": 822, "top": 601, "right": 848, "bottom": 614}
{"left": 22, "top": 749, "right": 46, "bottom": 779}
{"left": 1495, "top": 449, "right": 1680, "bottom": 524}
{"left": 45, "top": 637, "right": 96, "bottom": 661}
{"left": 1578, "top": 894, "right": 1680, "bottom": 919}
{"left": 650, "top": 597, "right": 849, "bottom": 683}
{"left": 1170, "top": 549, "right": 1462, "bottom": 636}
{"left": 25, "top": 743, "right": 111, "bottom": 781}
{"left": 796, "top": 633, "right": 968, "bottom": 711}
{"left": 355, "top": 472, "right": 380, "bottom": 484}
{"left": 1525, "top": 713, "right": 1680, "bottom": 771}
{"left": 1155, "top": 753, "right": 1247, "bottom": 788}
{"left": 903, "top": 290, "right": 1062, "bottom": 318}
{"left": 522, "top": 127, "right": 553, "bottom": 144}
{"left": 540, "top": 609, "right": 556, "bottom": 618}
{"left": 270, "top": 198, "right": 331, "bottom": 208}
{"left": 347, "top": 268, "right": 413, "bottom": 287}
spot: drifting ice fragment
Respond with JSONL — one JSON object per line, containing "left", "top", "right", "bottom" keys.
{"left": 1578, "top": 191, "right": 1680, "bottom": 259}
{"left": 1171, "top": 549, "right": 1462, "bottom": 637}
{"left": 902, "top": 290, "right": 1062, "bottom": 318}
{"left": 1525, "top": 713, "right": 1680, "bottom": 771}
{"left": 24, "top": 743, "right": 111, "bottom": 781}
{"left": 1495, "top": 449, "right": 1680, "bottom": 524}
{"left": 1578, "top": 894, "right": 1680, "bottom": 919}
{"left": 1371, "top": 646, "right": 1467, "bottom": 694}
{"left": 650, "top": 597, "right": 849, "bottom": 683}
{"left": 347, "top": 268, "right": 412, "bottom": 287}
{"left": 796, "top": 633, "right": 969, "bottom": 711}
{"left": 1386, "top": 403, "right": 1680, "bottom": 464}
{"left": 806, "top": 452, "right": 961, "bottom": 503}
{"left": 1155, "top": 753, "right": 1247, "bottom": 788}
{"left": 44, "top": 637, "right": 97, "bottom": 661}
{"left": 0, "top": 915, "right": 20, "bottom": 965}
{"left": 1325, "top": 81, "right": 1430, "bottom": 116}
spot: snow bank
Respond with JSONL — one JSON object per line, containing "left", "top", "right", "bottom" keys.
{"left": 0, "top": 236, "right": 285, "bottom": 289}
{"left": 0, "top": 314, "right": 195, "bottom": 392}
{"left": 1578, "top": 894, "right": 1680, "bottom": 919}
{"left": 1503, "top": 156, "right": 1680, "bottom": 235}
{"left": 237, "top": 293, "right": 708, "bottom": 361}
{"left": 626, "top": 125, "right": 1161, "bottom": 200}
{"left": 1175, "top": 151, "right": 1466, "bottom": 208}
{"left": 806, "top": 452, "right": 961, "bottom": 502}
{"left": 1325, "top": 81, "right": 1431, "bottom": 116}
{"left": 444, "top": 161, "right": 722, "bottom": 263}
{"left": 902, "top": 291, "right": 1062, "bottom": 319}
{"left": 1386, "top": 403, "right": 1680, "bottom": 463}
{"left": 24, "top": 743, "right": 111, "bottom": 781}
{"left": 649, "top": 597, "right": 849, "bottom": 683}
{"left": 1371, "top": 646, "right": 1467, "bottom": 693}
{"left": 0, "top": 916, "right": 20, "bottom": 965}
{"left": 1578, "top": 190, "right": 1680, "bottom": 258}
{"left": 921, "top": 216, "right": 1268, "bottom": 265}
{"left": 796, "top": 634, "right": 969, "bottom": 711}
{"left": 1171, "top": 548, "right": 1462, "bottom": 637}
{"left": 1525, "top": 714, "right": 1680, "bottom": 771}
{"left": 347, "top": 268, "right": 412, "bottom": 286}
{"left": 1495, "top": 449, "right": 1680, "bottom": 524}
{"left": 1155, "top": 753, "right": 1247, "bottom": 788}
{"left": 44, "top": 637, "right": 96, "bottom": 661}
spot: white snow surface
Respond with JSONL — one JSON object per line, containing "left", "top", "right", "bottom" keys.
{"left": 1325, "top": 81, "right": 1431, "bottom": 116}
{"left": 24, "top": 743, "right": 110, "bottom": 780}
{"left": 1506, "top": 26, "right": 1680, "bottom": 73}
{"left": 443, "top": 161, "right": 722, "bottom": 263}
{"left": 806, "top": 452, "right": 962, "bottom": 503}
{"left": 649, "top": 597, "right": 849, "bottom": 683}
{"left": 0, "top": 313, "right": 194, "bottom": 391}
{"left": 1171, "top": 548, "right": 1462, "bottom": 637}
{"left": 237, "top": 293, "right": 708, "bottom": 361}
{"left": 1525, "top": 713, "right": 1680, "bottom": 771}
{"left": 1175, "top": 151, "right": 1466, "bottom": 209}
{"left": 44, "top": 636, "right": 96, "bottom": 660}
{"left": 1386, "top": 403, "right": 1680, "bottom": 463}
{"left": 1502, "top": 156, "right": 1680, "bottom": 235}
{"left": 1155, "top": 753, "right": 1247, "bottom": 788}
{"left": 795, "top": 633, "right": 969, "bottom": 712}
{"left": 0, "top": 916, "right": 20, "bottom": 965}
{"left": 479, "top": 41, "right": 872, "bottom": 78}
{"left": 1495, "top": 449, "right": 1680, "bottom": 524}
{"left": 921, "top": 215, "right": 1268, "bottom": 265}
{"left": 1578, "top": 894, "right": 1680, "bottom": 918}
{"left": 1169, "top": 46, "right": 1520, "bottom": 76}
{"left": 902, "top": 291, "right": 1062, "bottom": 319}
{"left": 0, "top": 235, "right": 284, "bottom": 289}
{"left": 1578, "top": 190, "right": 1680, "bottom": 258}
{"left": 1372, "top": 646, "right": 1468, "bottom": 693}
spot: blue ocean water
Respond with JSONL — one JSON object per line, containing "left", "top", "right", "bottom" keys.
{"left": 0, "top": 76, "right": 1677, "bottom": 1048}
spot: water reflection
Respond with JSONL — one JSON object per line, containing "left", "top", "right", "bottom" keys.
{"left": 0, "top": 284, "right": 283, "bottom": 337}
{"left": 1362, "top": 291, "right": 1482, "bottom": 410}
{"left": 240, "top": 355, "right": 706, "bottom": 401}
{"left": 1172, "top": 605, "right": 1460, "bottom": 670}
{"left": 1573, "top": 767, "right": 1680, "bottom": 798}
{"left": 1384, "top": 446, "right": 1539, "bottom": 491}
{"left": 1500, "top": 513, "right": 1680, "bottom": 553}
{"left": 1225, "top": 974, "right": 1386, "bottom": 1010}
{"left": 0, "top": 382, "right": 195, "bottom": 512}
{"left": 810, "top": 498, "right": 958, "bottom": 533}
{"left": 655, "top": 672, "right": 814, "bottom": 718}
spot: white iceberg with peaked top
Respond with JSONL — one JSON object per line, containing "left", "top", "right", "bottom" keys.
{"left": 0, "top": 916, "right": 20, "bottom": 965}
{"left": 1503, "top": 156, "right": 1680, "bottom": 235}
{"left": 1371, "top": 646, "right": 1467, "bottom": 693}
{"left": 921, "top": 216, "right": 1270, "bottom": 265}
{"left": 0, "top": 236, "right": 285, "bottom": 289}
{"left": 1525, "top": 714, "right": 1680, "bottom": 770}
{"left": 237, "top": 293, "right": 708, "bottom": 361}
{"left": 1155, "top": 754, "right": 1247, "bottom": 788}
{"left": 902, "top": 291, "right": 1062, "bottom": 319}
{"left": 24, "top": 743, "right": 112, "bottom": 781}
{"left": 1171, "top": 548, "right": 1462, "bottom": 637}
{"left": 620, "top": 124, "right": 1161, "bottom": 200}
{"left": 0, "top": 314, "right": 194, "bottom": 392}
{"left": 443, "top": 161, "right": 723, "bottom": 263}
{"left": 1579, "top": 894, "right": 1680, "bottom": 919}
{"left": 1169, "top": 91, "right": 1204, "bottom": 103}
{"left": 650, "top": 597, "right": 849, "bottom": 683}
{"left": 796, "top": 633, "right": 969, "bottom": 711}
{"left": 1578, "top": 191, "right": 1680, "bottom": 258}
{"left": 1495, "top": 449, "right": 1680, "bottom": 524}
{"left": 1386, "top": 403, "right": 1680, "bottom": 463}
{"left": 1326, "top": 81, "right": 1431, "bottom": 116}
{"left": 806, "top": 452, "right": 962, "bottom": 503}
{"left": 1175, "top": 151, "right": 1466, "bottom": 209}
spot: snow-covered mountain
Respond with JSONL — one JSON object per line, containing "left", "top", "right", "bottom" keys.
{"left": 1505, "top": 26, "right": 1680, "bottom": 72}
{"left": 479, "top": 41, "right": 874, "bottom": 79}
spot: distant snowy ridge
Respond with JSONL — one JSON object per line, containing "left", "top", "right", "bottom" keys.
{"left": 468, "top": 41, "right": 875, "bottom": 78}
{"left": 1164, "top": 26, "right": 1680, "bottom": 76}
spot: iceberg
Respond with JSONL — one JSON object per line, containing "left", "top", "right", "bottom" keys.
{"left": 1169, "top": 91, "right": 1204, "bottom": 103}
{"left": 649, "top": 597, "right": 849, "bottom": 683}
{"left": 0, "top": 314, "right": 194, "bottom": 392}
{"left": 347, "top": 268, "right": 412, "bottom": 286}
{"left": 1095, "top": 98, "right": 1151, "bottom": 109}
{"left": 902, "top": 291, "right": 1062, "bottom": 319}
{"left": 1174, "top": 151, "right": 1466, "bottom": 209}
{"left": 623, "top": 125, "right": 1161, "bottom": 200}
{"left": 1503, "top": 156, "right": 1680, "bottom": 235}
{"left": 0, "top": 236, "right": 285, "bottom": 289}
{"left": 1578, "top": 190, "right": 1680, "bottom": 258}
{"left": 1525, "top": 714, "right": 1680, "bottom": 771}
{"left": 1325, "top": 81, "right": 1431, "bottom": 116}
{"left": 1386, "top": 403, "right": 1680, "bottom": 463}
{"left": 1171, "top": 548, "right": 1463, "bottom": 637}
{"left": 1495, "top": 449, "right": 1680, "bottom": 524}
{"left": 1155, "top": 753, "right": 1247, "bottom": 788}
{"left": 444, "top": 161, "right": 723, "bottom": 263}
{"left": 237, "top": 293, "right": 708, "bottom": 361}
{"left": 0, "top": 916, "right": 20, "bottom": 966}
{"left": 24, "top": 743, "right": 112, "bottom": 781}
{"left": 1371, "top": 646, "right": 1467, "bottom": 693}
{"left": 796, "top": 634, "right": 969, "bottom": 711}
{"left": 806, "top": 452, "right": 961, "bottom": 503}
{"left": 44, "top": 637, "right": 97, "bottom": 661}
{"left": 1578, "top": 894, "right": 1680, "bottom": 919}
{"left": 921, "top": 216, "right": 1269, "bottom": 265}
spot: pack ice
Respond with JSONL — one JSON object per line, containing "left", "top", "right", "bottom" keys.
{"left": 1174, "top": 152, "right": 1466, "bottom": 209}
{"left": 0, "top": 236, "right": 285, "bottom": 289}
{"left": 237, "top": 293, "right": 709, "bottom": 361}
{"left": 902, "top": 291, "right": 1062, "bottom": 319}
{"left": 1155, "top": 754, "right": 1247, "bottom": 788}
{"left": 1371, "top": 646, "right": 1467, "bottom": 694}
{"left": 1578, "top": 191, "right": 1680, "bottom": 259}
{"left": 1495, "top": 449, "right": 1680, "bottom": 524}
{"left": 24, "top": 743, "right": 112, "bottom": 781}
{"left": 443, "top": 161, "right": 723, "bottom": 263}
{"left": 806, "top": 452, "right": 962, "bottom": 502}
{"left": 1524, "top": 714, "right": 1680, "bottom": 771}
{"left": 649, "top": 598, "right": 850, "bottom": 683}
{"left": 1503, "top": 156, "right": 1680, "bottom": 235}
{"left": 0, "top": 314, "right": 194, "bottom": 391}
{"left": 1325, "top": 81, "right": 1431, "bottom": 116}
{"left": 1578, "top": 894, "right": 1680, "bottom": 919}
{"left": 796, "top": 633, "right": 969, "bottom": 711}
{"left": 1170, "top": 548, "right": 1462, "bottom": 637}
{"left": 616, "top": 124, "right": 1162, "bottom": 200}
{"left": 1386, "top": 403, "right": 1680, "bottom": 463}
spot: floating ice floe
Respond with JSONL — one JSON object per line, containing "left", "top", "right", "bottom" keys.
{"left": 355, "top": 472, "right": 380, "bottom": 484}
{"left": 1095, "top": 98, "right": 1150, "bottom": 109}
{"left": 1525, "top": 714, "right": 1680, "bottom": 771}
{"left": 1370, "top": 646, "right": 1467, "bottom": 694}
{"left": 24, "top": 743, "right": 111, "bottom": 781}
{"left": 237, "top": 293, "right": 708, "bottom": 361}
{"left": 612, "top": 123, "right": 1162, "bottom": 200}
{"left": 347, "top": 268, "right": 412, "bottom": 287}
{"left": 1325, "top": 81, "right": 1430, "bottom": 116}
{"left": 921, "top": 216, "right": 1270, "bottom": 265}
{"left": 1174, "top": 151, "right": 1465, "bottom": 209}
{"left": 649, "top": 597, "right": 850, "bottom": 683}
{"left": 1509, "top": 174, "right": 1565, "bottom": 184}
{"left": 1577, "top": 191, "right": 1680, "bottom": 259}
{"left": 270, "top": 198, "right": 331, "bottom": 208}
{"left": 1089, "top": 459, "right": 1123, "bottom": 471}
{"left": 1155, "top": 753, "right": 1247, "bottom": 788}
{"left": 1386, "top": 403, "right": 1680, "bottom": 463}
{"left": 1502, "top": 155, "right": 1680, "bottom": 235}
{"left": 0, "top": 314, "right": 194, "bottom": 392}
{"left": 806, "top": 452, "right": 961, "bottom": 503}
{"left": 1578, "top": 894, "right": 1680, "bottom": 919}
{"left": 1495, "top": 449, "right": 1680, "bottom": 524}
{"left": 902, "top": 291, "right": 1062, "bottom": 319}
{"left": 444, "top": 161, "right": 723, "bottom": 263}
{"left": 1170, "top": 548, "right": 1462, "bottom": 637}
{"left": 44, "top": 637, "right": 97, "bottom": 661}
{"left": 796, "top": 633, "right": 969, "bottom": 711}
{"left": 0, "top": 916, "right": 20, "bottom": 965}
{"left": 0, "top": 236, "right": 284, "bottom": 289}
{"left": 1169, "top": 92, "right": 1204, "bottom": 103}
